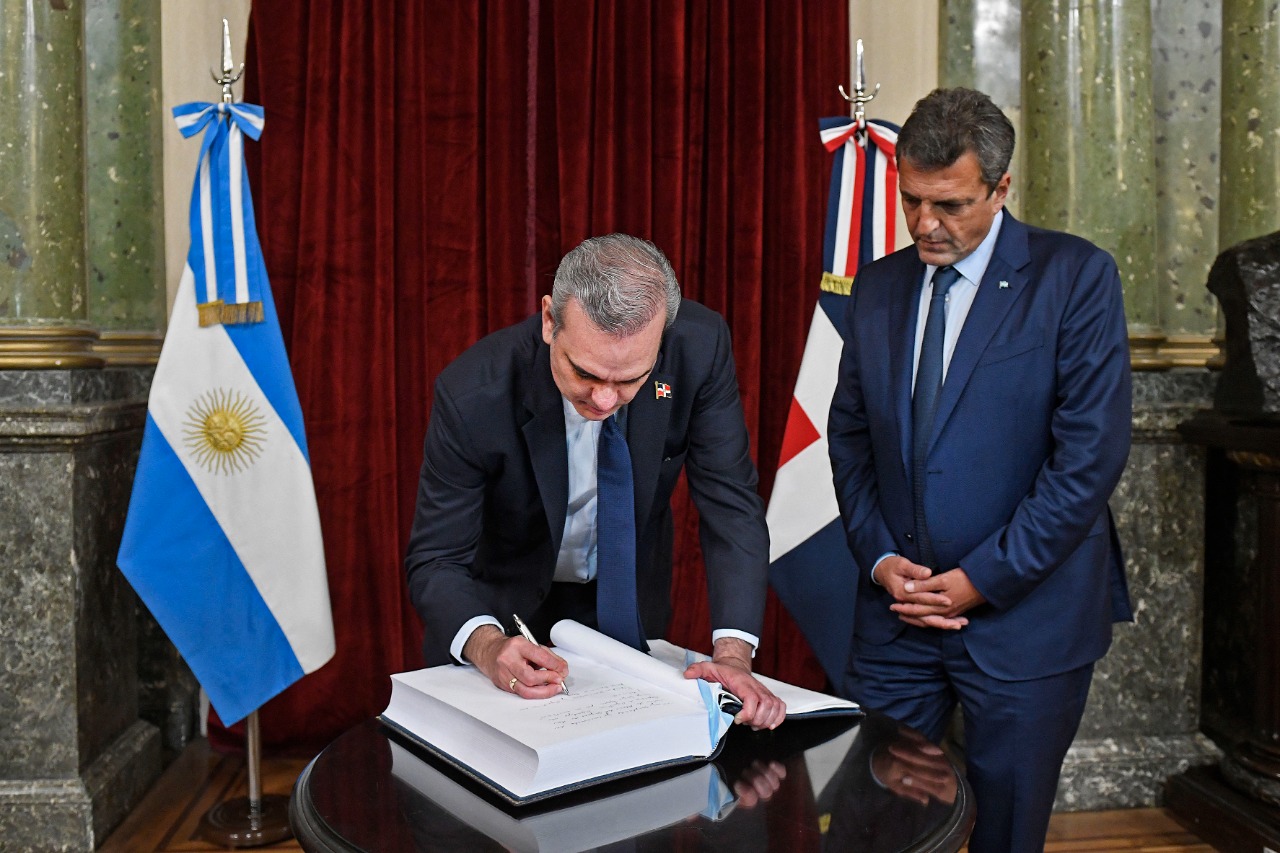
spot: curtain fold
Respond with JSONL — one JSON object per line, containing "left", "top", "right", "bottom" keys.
{"left": 231, "top": 0, "right": 844, "bottom": 751}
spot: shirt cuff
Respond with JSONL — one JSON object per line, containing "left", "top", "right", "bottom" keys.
{"left": 871, "top": 552, "right": 899, "bottom": 586}
{"left": 451, "top": 615, "right": 504, "bottom": 665}
{"left": 711, "top": 628, "right": 759, "bottom": 658}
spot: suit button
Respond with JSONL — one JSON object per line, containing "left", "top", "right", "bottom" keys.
{"left": 904, "top": 533, "right": 914, "bottom": 542}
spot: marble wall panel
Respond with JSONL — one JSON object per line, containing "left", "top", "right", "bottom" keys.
{"left": 0, "top": 450, "right": 80, "bottom": 779}
{"left": 74, "top": 430, "right": 144, "bottom": 769}
{"left": 1057, "top": 370, "right": 1221, "bottom": 809}
{"left": 0, "top": 368, "right": 162, "bottom": 848}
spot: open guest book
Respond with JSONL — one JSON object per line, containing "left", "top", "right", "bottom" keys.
{"left": 379, "top": 619, "right": 861, "bottom": 805}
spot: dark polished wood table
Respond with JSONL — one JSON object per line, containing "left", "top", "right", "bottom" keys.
{"left": 290, "top": 711, "right": 973, "bottom": 852}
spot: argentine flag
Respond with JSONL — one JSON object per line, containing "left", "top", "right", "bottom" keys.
{"left": 119, "top": 101, "right": 334, "bottom": 726}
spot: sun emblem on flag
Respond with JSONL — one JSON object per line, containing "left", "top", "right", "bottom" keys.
{"left": 183, "top": 388, "right": 268, "bottom": 474}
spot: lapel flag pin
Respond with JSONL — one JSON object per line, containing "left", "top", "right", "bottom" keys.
{"left": 655, "top": 381, "right": 672, "bottom": 400}
{"left": 999, "top": 280, "right": 1010, "bottom": 289}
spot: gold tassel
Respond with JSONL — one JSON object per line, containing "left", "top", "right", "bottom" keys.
{"left": 197, "top": 300, "right": 265, "bottom": 327}
{"left": 820, "top": 272, "right": 854, "bottom": 296}
{"left": 197, "top": 300, "right": 226, "bottom": 327}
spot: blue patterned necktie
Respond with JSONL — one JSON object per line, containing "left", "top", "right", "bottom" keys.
{"left": 912, "top": 265, "right": 960, "bottom": 569}
{"left": 596, "top": 414, "right": 646, "bottom": 649}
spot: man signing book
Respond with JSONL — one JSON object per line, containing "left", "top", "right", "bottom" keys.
{"left": 405, "top": 233, "right": 785, "bottom": 730}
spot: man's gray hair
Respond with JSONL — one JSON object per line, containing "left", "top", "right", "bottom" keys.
{"left": 550, "top": 234, "right": 682, "bottom": 336}
{"left": 896, "top": 87, "right": 1015, "bottom": 192}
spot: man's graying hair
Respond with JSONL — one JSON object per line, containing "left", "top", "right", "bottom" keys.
{"left": 550, "top": 234, "right": 681, "bottom": 337}
{"left": 896, "top": 87, "right": 1015, "bottom": 192}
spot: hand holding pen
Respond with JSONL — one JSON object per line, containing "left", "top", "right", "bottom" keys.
{"left": 512, "top": 614, "right": 569, "bottom": 695}
{"left": 461, "top": 620, "right": 568, "bottom": 698}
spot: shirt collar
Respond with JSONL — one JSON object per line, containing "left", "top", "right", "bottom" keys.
{"left": 926, "top": 208, "right": 1004, "bottom": 288}
{"left": 561, "top": 397, "right": 627, "bottom": 430}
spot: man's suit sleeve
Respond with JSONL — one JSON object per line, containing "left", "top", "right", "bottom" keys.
{"left": 828, "top": 283, "right": 901, "bottom": 572}
{"left": 404, "top": 378, "right": 496, "bottom": 662}
{"left": 960, "top": 247, "right": 1131, "bottom": 610}
{"left": 682, "top": 314, "right": 769, "bottom": 639}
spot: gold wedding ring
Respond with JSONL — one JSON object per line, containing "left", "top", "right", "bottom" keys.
{"left": 509, "top": 677, "right": 519, "bottom": 691}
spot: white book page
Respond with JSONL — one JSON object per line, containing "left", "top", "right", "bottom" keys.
{"left": 549, "top": 620, "right": 705, "bottom": 705}
{"left": 646, "top": 640, "right": 860, "bottom": 716}
{"left": 394, "top": 651, "right": 699, "bottom": 752}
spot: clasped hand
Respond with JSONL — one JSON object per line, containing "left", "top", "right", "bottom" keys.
{"left": 875, "top": 556, "right": 986, "bottom": 630}
{"left": 870, "top": 726, "right": 958, "bottom": 806}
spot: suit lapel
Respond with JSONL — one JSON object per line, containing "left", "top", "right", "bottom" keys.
{"left": 928, "top": 215, "right": 1033, "bottom": 449}
{"left": 895, "top": 257, "right": 927, "bottom": 477}
{"left": 627, "top": 359, "right": 674, "bottom": 531}
{"left": 522, "top": 342, "right": 569, "bottom": 557}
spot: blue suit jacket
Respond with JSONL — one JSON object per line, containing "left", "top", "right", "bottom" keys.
{"left": 405, "top": 300, "right": 769, "bottom": 666}
{"left": 828, "top": 213, "right": 1133, "bottom": 681}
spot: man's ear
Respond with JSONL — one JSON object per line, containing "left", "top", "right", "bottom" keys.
{"left": 541, "top": 295, "right": 556, "bottom": 345}
{"left": 991, "top": 172, "right": 1011, "bottom": 209}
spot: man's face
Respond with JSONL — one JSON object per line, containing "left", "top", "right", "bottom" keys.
{"left": 541, "top": 296, "right": 664, "bottom": 420}
{"left": 899, "top": 150, "right": 1009, "bottom": 268}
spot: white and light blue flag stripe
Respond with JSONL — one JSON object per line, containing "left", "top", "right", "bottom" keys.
{"left": 172, "top": 101, "right": 267, "bottom": 318}
{"left": 118, "top": 101, "right": 334, "bottom": 726}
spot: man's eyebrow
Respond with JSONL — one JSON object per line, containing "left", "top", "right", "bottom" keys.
{"left": 566, "top": 355, "right": 655, "bottom": 385}
{"left": 902, "top": 190, "right": 974, "bottom": 206}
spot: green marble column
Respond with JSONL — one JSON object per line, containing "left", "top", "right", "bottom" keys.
{"left": 84, "top": 0, "right": 166, "bottom": 364}
{"left": 939, "top": 0, "right": 1021, "bottom": 104}
{"left": 1151, "top": 0, "right": 1221, "bottom": 365}
{"left": 939, "top": 0, "right": 1023, "bottom": 217}
{"left": 0, "top": 0, "right": 90, "bottom": 354}
{"left": 1022, "top": 0, "right": 1161, "bottom": 361}
{"left": 1220, "top": 0, "right": 1280, "bottom": 251}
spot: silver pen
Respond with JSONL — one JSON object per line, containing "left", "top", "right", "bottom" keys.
{"left": 512, "top": 614, "right": 568, "bottom": 694}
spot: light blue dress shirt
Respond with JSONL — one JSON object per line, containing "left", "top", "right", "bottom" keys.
{"left": 874, "top": 210, "right": 1005, "bottom": 583}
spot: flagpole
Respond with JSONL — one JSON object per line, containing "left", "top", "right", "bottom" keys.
{"left": 191, "top": 20, "right": 293, "bottom": 849}
{"left": 198, "top": 710, "right": 293, "bottom": 847}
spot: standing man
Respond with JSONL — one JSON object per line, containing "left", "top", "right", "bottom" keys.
{"left": 828, "top": 88, "right": 1132, "bottom": 851}
{"left": 406, "top": 233, "right": 784, "bottom": 730}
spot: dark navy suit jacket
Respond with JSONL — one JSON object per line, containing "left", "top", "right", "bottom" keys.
{"left": 828, "top": 213, "right": 1133, "bottom": 682}
{"left": 405, "top": 299, "right": 768, "bottom": 666}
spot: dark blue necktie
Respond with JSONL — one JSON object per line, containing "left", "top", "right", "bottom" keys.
{"left": 596, "top": 414, "right": 646, "bottom": 650}
{"left": 912, "top": 265, "right": 960, "bottom": 569}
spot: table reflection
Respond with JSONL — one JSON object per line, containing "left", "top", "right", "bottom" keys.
{"left": 291, "top": 711, "right": 972, "bottom": 852}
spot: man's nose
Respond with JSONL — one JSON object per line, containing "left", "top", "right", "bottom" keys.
{"left": 592, "top": 384, "right": 619, "bottom": 412}
{"left": 917, "top": 204, "right": 942, "bottom": 234}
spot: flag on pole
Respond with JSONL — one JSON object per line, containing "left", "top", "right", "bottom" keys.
{"left": 118, "top": 101, "right": 334, "bottom": 726}
{"left": 767, "top": 117, "right": 899, "bottom": 687}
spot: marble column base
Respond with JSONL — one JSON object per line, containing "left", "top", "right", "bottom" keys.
{"left": 0, "top": 368, "right": 169, "bottom": 849}
{"left": 0, "top": 720, "right": 161, "bottom": 851}
{"left": 1057, "top": 733, "right": 1222, "bottom": 811}
{"left": 1051, "top": 370, "right": 1220, "bottom": 810}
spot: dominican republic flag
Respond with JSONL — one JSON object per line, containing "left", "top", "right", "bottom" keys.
{"left": 767, "top": 117, "right": 898, "bottom": 686}
{"left": 118, "top": 101, "right": 334, "bottom": 726}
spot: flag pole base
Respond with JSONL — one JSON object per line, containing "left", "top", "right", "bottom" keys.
{"left": 198, "top": 794, "right": 293, "bottom": 848}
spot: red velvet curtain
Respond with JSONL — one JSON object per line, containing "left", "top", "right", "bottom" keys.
{"left": 233, "top": 0, "right": 845, "bottom": 753}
